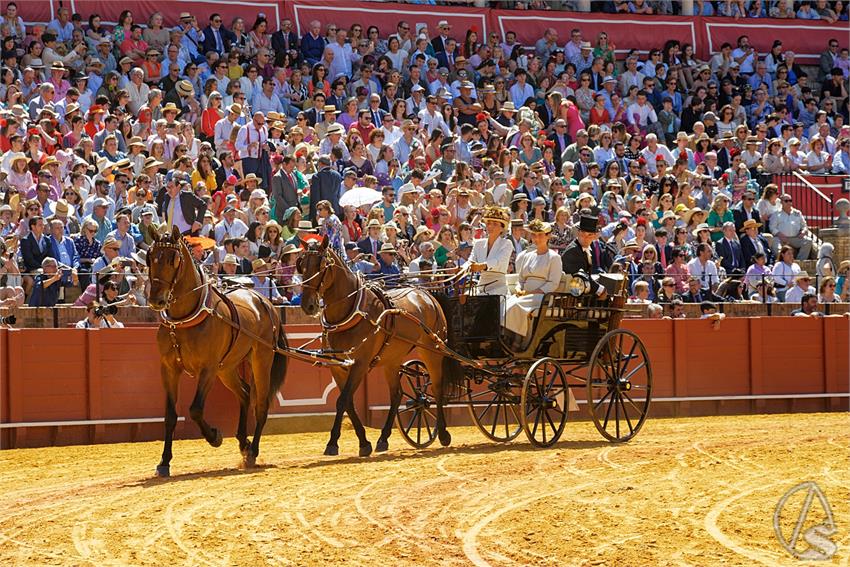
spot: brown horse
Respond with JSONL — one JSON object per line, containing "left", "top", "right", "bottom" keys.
{"left": 147, "top": 226, "right": 288, "bottom": 477}
{"left": 298, "top": 236, "right": 463, "bottom": 456}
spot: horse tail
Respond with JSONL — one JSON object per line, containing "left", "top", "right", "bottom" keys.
{"left": 269, "top": 315, "right": 289, "bottom": 403}
{"left": 440, "top": 356, "right": 466, "bottom": 403}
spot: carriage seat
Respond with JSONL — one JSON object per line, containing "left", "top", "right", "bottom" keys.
{"left": 504, "top": 273, "right": 572, "bottom": 295}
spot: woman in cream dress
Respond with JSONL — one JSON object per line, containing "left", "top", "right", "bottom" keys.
{"left": 504, "top": 219, "right": 563, "bottom": 336}
{"left": 469, "top": 206, "right": 513, "bottom": 296}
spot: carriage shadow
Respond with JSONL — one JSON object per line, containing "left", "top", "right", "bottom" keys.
{"left": 127, "top": 464, "right": 278, "bottom": 487}
{"left": 296, "top": 439, "right": 610, "bottom": 469}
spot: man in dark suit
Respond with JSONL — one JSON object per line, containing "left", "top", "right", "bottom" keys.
{"left": 431, "top": 21, "right": 452, "bottom": 53}
{"left": 739, "top": 219, "right": 773, "bottom": 267}
{"left": 561, "top": 210, "right": 607, "bottom": 298}
{"left": 435, "top": 38, "right": 459, "bottom": 70}
{"left": 21, "top": 216, "right": 53, "bottom": 290}
{"left": 309, "top": 156, "right": 343, "bottom": 223}
{"left": 271, "top": 156, "right": 300, "bottom": 225}
{"left": 200, "top": 14, "right": 233, "bottom": 56}
{"left": 302, "top": 92, "right": 326, "bottom": 128}
{"left": 547, "top": 119, "right": 571, "bottom": 173}
{"left": 357, "top": 219, "right": 383, "bottom": 257}
{"left": 271, "top": 19, "right": 299, "bottom": 62}
{"left": 714, "top": 221, "right": 745, "bottom": 274}
{"left": 732, "top": 190, "right": 762, "bottom": 233}
{"left": 156, "top": 176, "right": 207, "bottom": 235}
{"left": 681, "top": 276, "right": 723, "bottom": 303}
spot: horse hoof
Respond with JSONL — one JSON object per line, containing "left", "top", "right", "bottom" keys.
{"left": 240, "top": 454, "right": 257, "bottom": 469}
{"left": 439, "top": 430, "right": 452, "bottom": 447}
{"left": 155, "top": 465, "right": 170, "bottom": 478}
{"left": 324, "top": 445, "right": 339, "bottom": 456}
{"left": 359, "top": 442, "right": 373, "bottom": 458}
{"left": 375, "top": 439, "right": 389, "bottom": 453}
{"left": 209, "top": 429, "right": 223, "bottom": 448}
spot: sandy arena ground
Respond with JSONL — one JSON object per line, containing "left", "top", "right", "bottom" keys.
{"left": 0, "top": 413, "right": 848, "bottom": 566}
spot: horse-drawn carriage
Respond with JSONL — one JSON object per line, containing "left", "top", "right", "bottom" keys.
{"left": 394, "top": 272, "right": 653, "bottom": 449}
{"left": 147, "top": 227, "right": 652, "bottom": 475}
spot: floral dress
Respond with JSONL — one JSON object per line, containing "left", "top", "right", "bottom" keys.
{"left": 320, "top": 213, "right": 345, "bottom": 258}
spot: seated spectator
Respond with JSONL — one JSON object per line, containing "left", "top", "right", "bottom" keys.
{"left": 791, "top": 293, "right": 824, "bottom": 317}
{"left": 784, "top": 271, "right": 816, "bottom": 304}
{"left": 28, "top": 257, "right": 63, "bottom": 307}
{"left": 770, "top": 194, "right": 815, "bottom": 260}
{"left": 75, "top": 301, "right": 125, "bottom": 328}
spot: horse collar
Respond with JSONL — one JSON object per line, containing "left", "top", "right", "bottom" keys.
{"left": 321, "top": 273, "right": 369, "bottom": 333}
{"left": 160, "top": 269, "right": 213, "bottom": 330}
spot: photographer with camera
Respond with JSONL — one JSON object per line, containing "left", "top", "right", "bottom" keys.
{"left": 75, "top": 301, "right": 124, "bottom": 329}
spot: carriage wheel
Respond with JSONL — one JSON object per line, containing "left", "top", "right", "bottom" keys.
{"left": 521, "top": 357, "right": 568, "bottom": 448}
{"left": 467, "top": 374, "right": 522, "bottom": 443}
{"left": 587, "top": 329, "right": 652, "bottom": 443}
{"left": 395, "top": 360, "right": 438, "bottom": 449}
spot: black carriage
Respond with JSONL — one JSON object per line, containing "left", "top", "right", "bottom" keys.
{"left": 394, "top": 273, "right": 652, "bottom": 449}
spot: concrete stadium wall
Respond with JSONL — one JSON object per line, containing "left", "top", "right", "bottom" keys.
{"left": 1, "top": 316, "right": 847, "bottom": 449}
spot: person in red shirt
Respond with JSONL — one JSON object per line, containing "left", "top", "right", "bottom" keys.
{"left": 120, "top": 25, "right": 148, "bottom": 67}
{"left": 83, "top": 105, "right": 106, "bottom": 138}
{"left": 350, "top": 108, "right": 375, "bottom": 142}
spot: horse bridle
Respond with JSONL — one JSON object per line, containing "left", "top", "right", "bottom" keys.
{"left": 299, "top": 246, "right": 335, "bottom": 295}
{"left": 147, "top": 240, "right": 187, "bottom": 310}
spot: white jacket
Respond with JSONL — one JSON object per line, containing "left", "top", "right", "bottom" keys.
{"left": 470, "top": 236, "right": 513, "bottom": 296}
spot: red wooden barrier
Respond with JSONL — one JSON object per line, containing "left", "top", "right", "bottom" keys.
{"left": 0, "top": 317, "right": 847, "bottom": 449}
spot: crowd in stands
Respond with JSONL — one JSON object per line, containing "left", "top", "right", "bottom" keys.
{"left": 396, "top": 0, "right": 850, "bottom": 21}
{"left": 0, "top": 1, "right": 848, "bottom": 325}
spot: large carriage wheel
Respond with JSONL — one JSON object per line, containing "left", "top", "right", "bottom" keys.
{"left": 521, "top": 357, "right": 568, "bottom": 448}
{"left": 395, "top": 360, "right": 438, "bottom": 449}
{"left": 467, "top": 374, "right": 522, "bottom": 443}
{"left": 587, "top": 329, "right": 652, "bottom": 442}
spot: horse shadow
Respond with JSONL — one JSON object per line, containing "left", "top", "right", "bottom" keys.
{"left": 296, "top": 438, "right": 610, "bottom": 469}
{"left": 126, "top": 463, "right": 278, "bottom": 487}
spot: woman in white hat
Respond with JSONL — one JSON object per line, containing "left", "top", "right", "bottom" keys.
{"left": 504, "top": 219, "right": 563, "bottom": 338}
{"left": 469, "top": 206, "right": 513, "bottom": 296}
{"left": 6, "top": 153, "right": 33, "bottom": 194}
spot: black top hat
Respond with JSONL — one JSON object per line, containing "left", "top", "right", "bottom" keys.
{"left": 577, "top": 210, "right": 600, "bottom": 233}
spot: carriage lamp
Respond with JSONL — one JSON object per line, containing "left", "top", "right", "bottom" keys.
{"left": 568, "top": 273, "right": 590, "bottom": 297}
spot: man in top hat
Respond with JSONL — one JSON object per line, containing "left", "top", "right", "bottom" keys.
{"left": 561, "top": 209, "right": 607, "bottom": 298}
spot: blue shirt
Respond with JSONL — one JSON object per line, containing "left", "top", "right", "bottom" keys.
{"left": 251, "top": 276, "right": 283, "bottom": 301}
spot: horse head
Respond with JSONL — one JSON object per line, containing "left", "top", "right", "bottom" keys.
{"left": 147, "top": 226, "right": 186, "bottom": 311}
{"left": 297, "top": 235, "right": 333, "bottom": 317}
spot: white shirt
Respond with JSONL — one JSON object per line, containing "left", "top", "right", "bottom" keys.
{"left": 235, "top": 122, "right": 268, "bottom": 160}
{"left": 470, "top": 236, "right": 513, "bottom": 296}
{"left": 214, "top": 117, "right": 237, "bottom": 151}
{"left": 640, "top": 144, "right": 675, "bottom": 174}
{"left": 214, "top": 218, "right": 249, "bottom": 244}
{"left": 784, "top": 284, "right": 815, "bottom": 304}
{"left": 418, "top": 108, "right": 450, "bottom": 136}
{"left": 687, "top": 257, "right": 720, "bottom": 290}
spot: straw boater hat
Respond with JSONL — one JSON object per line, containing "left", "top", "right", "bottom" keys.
{"left": 414, "top": 225, "right": 435, "bottom": 243}
{"left": 379, "top": 243, "right": 397, "bottom": 255}
{"left": 144, "top": 156, "right": 164, "bottom": 169}
{"left": 481, "top": 205, "right": 510, "bottom": 228}
{"left": 162, "top": 102, "right": 180, "bottom": 114}
{"left": 681, "top": 207, "right": 706, "bottom": 225}
{"left": 739, "top": 219, "right": 762, "bottom": 233}
{"left": 242, "top": 173, "right": 262, "bottom": 186}
{"left": 526, "top": 218, "right": 552, "bottom": 234}
{"left": 280, "top": 243, "right": 300, "bottom": 257}
{"left": 176, "top": 80, "right": 194, "bottom": 97}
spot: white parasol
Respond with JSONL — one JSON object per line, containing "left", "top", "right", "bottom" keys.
{"left": 339, "top": 186, "right": 383, "bottom": 209}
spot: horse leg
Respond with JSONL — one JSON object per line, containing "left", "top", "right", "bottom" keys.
{"left": 189, "top": 368, "right": 223, "bottom": 448}
{"left": 245, "top": 350, "right": 274, "bottom": 468}
{"left": 376, "top": 365, "right": 402, "bottom": 453}
{"left": 339, "top": 364, "right": 372, "bottom": 457}
{"left": 325, "top": 366, "right": 352, "bottom": 456}
{"left": 156, "top": 361, "right": 180, "bottom": 478}
{"left": 218, "top": 363, "right": 251, "bottom": 458}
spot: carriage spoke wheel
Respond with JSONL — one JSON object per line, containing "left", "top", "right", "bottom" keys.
{"left": 467, "top": 374, "right": 522, "bottom": 443}
{"left": 587, "top": 329, "right": 652, "bottom": 443}
{"left": 521, "top": 357, "right": 568, "bottom": 448}
{"left": 395, "top": 360, "right": 438, "bottom": 449}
